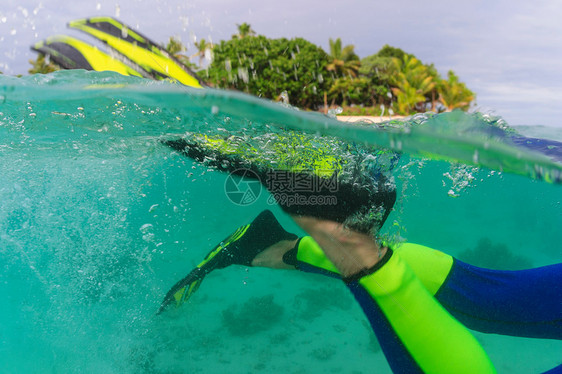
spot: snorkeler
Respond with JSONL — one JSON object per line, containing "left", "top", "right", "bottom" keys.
{"left": 160, "top": 134, "right": 562, "bottom": 374}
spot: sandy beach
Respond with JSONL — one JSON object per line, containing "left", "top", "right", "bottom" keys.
{"left": 337, "top": 115, "right": 408, "bottom": 123}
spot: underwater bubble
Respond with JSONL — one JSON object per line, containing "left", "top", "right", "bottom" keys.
{"left": 279, "top": 91, "right": 289, "bottom": 105}
{"left": 237, "top": 67, "right": 249, "bottom": 83}
{"left": 443, "top": 164, "right": 478, "bottom": 197}
{"left": 327, "top": 107, "right": 343, "bottom": 119}
{"left": 473, "top": 149, "right": 479, "bottom": 163}
{"left": 179, "top": 16, "right": 189, "bottom": 29}
{"left": 204, "top": 48, "right": 213, "bottom": 63}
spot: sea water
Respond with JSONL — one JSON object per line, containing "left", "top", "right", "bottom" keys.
{"left": 1, "top": 70, "right": 560, "bottom": 373}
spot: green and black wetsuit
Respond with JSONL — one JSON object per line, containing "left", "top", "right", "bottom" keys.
{"left": 291, "top": 236, "right": 562, "bottom": 373}
{"left": 164, "top": 132, "right": 561, "bottom": 374}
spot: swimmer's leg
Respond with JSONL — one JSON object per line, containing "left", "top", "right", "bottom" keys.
{"left": 434, "top": 258, "right": 562, "bottom": 339}
{"left": 542, "top": 363, "right": 562, "bottom": 374}
{"left": 383, "top": 243, "right": 562, "bottom": 339}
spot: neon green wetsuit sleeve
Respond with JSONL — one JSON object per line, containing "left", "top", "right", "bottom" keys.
{"left": 295, "top": 237, "right": 453, "bottom": 296}
{"left": 356, "top": 250, "right": 496, "bottom": 373}
{"left": 294, "top": 237, "right": 496, "bottom": 373}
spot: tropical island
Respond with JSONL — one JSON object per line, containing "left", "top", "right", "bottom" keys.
{"left": 27, "top": 22, "right": 475, "bottom": 117}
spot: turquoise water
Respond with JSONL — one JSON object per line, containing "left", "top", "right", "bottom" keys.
{"left": 1, "top": 70, "right": 561, "bottom": 373}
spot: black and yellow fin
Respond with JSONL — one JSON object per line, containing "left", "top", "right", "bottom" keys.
{"left": 68, "top": 17, "right": 204, "bottom": 88}
{"left": 157, "top": 267, "right": 205, "bottom": 314}
{"left": 158, "top": 210, "right": 297, "bottom": 314}
{"left": 157, "top": 225, "right": 252, "bottom": 313}
{"left": 31, "top": 35, "right": 149, "bottom": 77}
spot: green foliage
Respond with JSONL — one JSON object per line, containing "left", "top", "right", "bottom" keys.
{"left": 360, "top": 45, "right": 412, "bottom": 82}
{"left": 390, "top": 55, "right": 436, "bottom": 114}
{"left": 358, "top": 45, "right": 415, "bottom": 106}
{"left": 376, "top": 44, "right": 411, "bottom": 60}
{"left": 166, "top": 36, "right": 185, "bottom": 55}
{"left": 164, "top": 36, "right": 198, "bottom": 70}
{"left": 391, "top": 81, "right": 426, "bottom": 114}
{"left": 438, "top": 70, "right": 475, "bottom": 111}
{"left": 328, "top": 77, "right": 387, "bottom": 106}
{"left": 192, "top": 39, "right": 213, "bottom": 66}
{"left": 358, "top": 45, "right": 476, "bottom": 114}
{"left": 204, "top": 31, "right": 475, "bottom": 113}
{"left": 233, "top": 22, "right": 256, "bottom": 39}
{"left": 23, "top": 19, "right": 476, "bottom": 115}
{"left": 28, "top": 55, "right": 60, "bottom": 74}
{"left": 205, "top": 35, "right": 333, "bottom": 108}
{"left": 19, "top": 19, "right": 478, "bottom": 116}
{"left": 327, "top": 38, "right": 360, "bottom": 78}
{"left": 359, "top": 54, "right": 395, "bottom": 83}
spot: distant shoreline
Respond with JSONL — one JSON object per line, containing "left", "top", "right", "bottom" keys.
{"left": 337, "top": 115, "right": 408, "bottom": 123}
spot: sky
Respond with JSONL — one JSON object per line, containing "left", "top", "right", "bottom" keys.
{"left": 1, "top": 0, "right": 562, "bottom": 127}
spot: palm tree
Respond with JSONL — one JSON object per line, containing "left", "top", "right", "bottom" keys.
{"left": 166, "top": 36, "right": 184, "bottom": 56}
{"left": 326, "top": 38, "right": 360, "bottom": 78}
{"left": 191, "top": 39, "right": 214, "bottom": 66}
{"left": 391, "top": 80, "right": 427, "bottom": 114}
{"left": 438, "top": 71, "right": 475, "bottom": 111}
{"left": 28, "top": 55, "right": 60, "bottom": 74}
{"left": 165, "top": 37, "right": 198, "bottom": 69}
{"left": 166, "top": 37, "right": 189, "bottom": 64}
{"left": 233, "top": 23, "right": 256, "bottom": 39}
{"left": 424, "top": 63, "right": 441, "bottom": 112}
{"left": 389, "top": 55, "right": 435, "bottom": 113}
